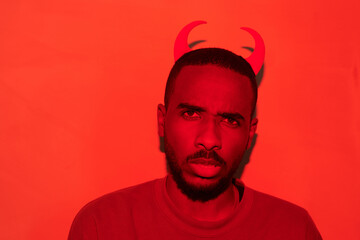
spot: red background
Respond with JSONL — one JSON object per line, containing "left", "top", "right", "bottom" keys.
{"left": 0, "top": 1, "right": 359, "bottom": 239}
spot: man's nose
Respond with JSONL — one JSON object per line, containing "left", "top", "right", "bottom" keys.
{"left": 195, "top": 118, "right": 222, "bottom": 151}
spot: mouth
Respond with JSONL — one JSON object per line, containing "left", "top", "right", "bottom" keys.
{"left": 188, "top": 158, "right": 222, "bottom": 166}
{"left": 188, "top": 158, "right": 223, "bottom": 178}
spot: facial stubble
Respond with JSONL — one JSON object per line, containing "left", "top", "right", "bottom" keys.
{"left": 164, "top": 134, "right": 242, "bottom": 202}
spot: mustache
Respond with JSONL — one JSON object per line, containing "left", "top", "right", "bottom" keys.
{"left": 186, "top": 150, "right": 225, "bottom": 165}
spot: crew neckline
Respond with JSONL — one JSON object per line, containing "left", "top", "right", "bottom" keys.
{"left": 154, "top": 176, "right": 254, "bottom": 237}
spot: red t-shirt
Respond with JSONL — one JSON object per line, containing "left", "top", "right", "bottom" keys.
{"left": 68, "top": 177, "right": 322, "bottom": 239}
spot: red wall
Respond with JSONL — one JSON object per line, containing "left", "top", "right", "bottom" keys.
{"left": 1, "top": 1, "right": 359, "bottom": 239}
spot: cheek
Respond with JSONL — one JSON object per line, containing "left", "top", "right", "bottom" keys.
{"left": 221, "top": 130, "right": 249, "bottom": 158}
{"left": 165, "top": 119, "right": 195, "bottom": 155}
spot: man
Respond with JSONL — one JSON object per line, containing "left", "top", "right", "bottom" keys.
{"left": 68, "top": 48, "right": 322, "bottom": 239}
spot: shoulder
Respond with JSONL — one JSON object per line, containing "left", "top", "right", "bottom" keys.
{"left": 243, "top": 186, "right": 322, "bottom": 239}
{"left": 248, "top": 187, "right": 308, "bottom": 216}
{"left": 245, "top": 186, "right": 311, "bottom": 222}
{"left": 77, "top": 178, "right": 160, "bottom": 216}
{"left": 68, "top": 178, "right": 162, "bottom": 239}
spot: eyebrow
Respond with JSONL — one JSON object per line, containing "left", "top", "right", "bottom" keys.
{"left": 217, "top": 112, "right": 245, "bottom": 121}
{"left": 176, "top": 103, "right": 245, "bottom": 120}
{"left": 177, "top": 103, "right": 206, "bottom": 112}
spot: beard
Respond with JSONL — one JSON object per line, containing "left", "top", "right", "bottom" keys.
{"left": 164, "top": 135, "right": 241, "bottom": 202}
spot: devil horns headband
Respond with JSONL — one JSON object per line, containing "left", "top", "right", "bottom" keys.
{"left": 174, "top": 21, "right": 265, "bottom": 75}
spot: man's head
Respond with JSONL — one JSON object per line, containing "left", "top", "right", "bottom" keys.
{"left": 158, "top": 48, "right": 258, "bottom": 202}
{"left": 164, "top": 48, "right": 257, "bottom": 115}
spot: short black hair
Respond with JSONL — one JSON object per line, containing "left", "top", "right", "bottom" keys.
{"left": 164, "top": 48, "right": 258, "bottom": 116}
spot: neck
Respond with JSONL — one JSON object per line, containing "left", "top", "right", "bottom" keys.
{"left": 166, "top": 174, "right": 238, "bottom": 221}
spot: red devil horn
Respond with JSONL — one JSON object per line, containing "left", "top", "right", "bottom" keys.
{"left": 240, "top": 27, "right": 265, "bottom": 75}
{"left": 174, "top": 20, "right": 207, "bottom": 61}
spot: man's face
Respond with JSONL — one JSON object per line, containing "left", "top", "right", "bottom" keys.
{"left": 158, "top": 64, "right": 257, "bottom": 201}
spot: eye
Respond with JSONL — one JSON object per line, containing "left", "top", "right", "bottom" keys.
{"left": 222, "top": 117, "right": 240, "bottom": 127}
{"left": 182, "top": 110, "right": 200, "bottom": 120}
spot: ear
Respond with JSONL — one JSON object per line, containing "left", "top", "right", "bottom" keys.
{"left": 157, "top": 104, "right": 166, "bottom": 137}
{"left": 246, "top": 118, "right": 258, "bottom": 149}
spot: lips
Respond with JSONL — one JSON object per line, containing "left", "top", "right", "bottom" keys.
{"left": 188, "top": 158, "right": 222, "bottom": 178}
{"left": 188, "top": 158, "right": 222, "bottom": 166}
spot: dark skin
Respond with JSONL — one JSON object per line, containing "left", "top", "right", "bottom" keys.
{"left": 157, "top": 64, "right": 257, "bottom": 220}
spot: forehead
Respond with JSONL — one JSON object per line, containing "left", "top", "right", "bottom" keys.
{"left": 170, "top": 64, "right": 254, "bottom": 116}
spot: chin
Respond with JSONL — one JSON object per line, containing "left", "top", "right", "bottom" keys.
{"left": 168, "top": 160, "right": 232, "bottom": 202}
{"left": 183, "top": 173, "right": 223, "bottom": 186}
{"left": 164, "top": 136, "right": 235, "bottom": 202}
{"left": 175, "top": 172, "right": 232, "bottom": 202}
